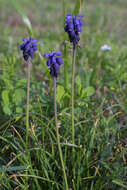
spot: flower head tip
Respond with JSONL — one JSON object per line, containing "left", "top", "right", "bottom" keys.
{"left": 43, "top": 50, "right": 63, "bottom": 78}
{"left": 20, "top": 37, "right": 37, "bottom": 61}
{"left": 64, "top": 14, "right": 84, "bottom": 46}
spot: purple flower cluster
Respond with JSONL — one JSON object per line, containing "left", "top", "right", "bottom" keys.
{"left": 20, "top": 37, "right": 37, "bottom": 61}
{"left": 64, "top": 14, "right": 84, "bottom": 46}
{"left": 43, "top": 51, "right": 63, "bottom": 78}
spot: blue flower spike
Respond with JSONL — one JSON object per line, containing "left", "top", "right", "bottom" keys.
{"left": 43, "top": 50, "right": 63, "bottom": 78}
{"left": 20, "top": 37, "right": 37, "bottom": 61}
{"left": 64, "top": 14, "right": 84, "bottom": 46}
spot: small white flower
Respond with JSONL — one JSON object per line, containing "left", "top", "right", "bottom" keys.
{"left": 101, "top": 44, "right": 112, "bottom": 51}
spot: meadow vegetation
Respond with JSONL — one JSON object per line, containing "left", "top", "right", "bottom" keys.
{"left": 0, "top": 0, "right": 127, "bottom": 189}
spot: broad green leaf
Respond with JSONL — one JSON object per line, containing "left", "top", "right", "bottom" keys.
{"left": 16, "top": 78, "right": 27, "bottom": 87}
{"left": 56, "top": 85, "right": 65, "bottom": 104}
{"left": 12, "top": 89, "right": 25, "bottom": 105}
{"left": 2, "top": 90, "right": 12, "bottom": 115}
{"left": 3, "top": 105, "right": 11, "bottom": 115}
{"left": 16, "top": 107, "right": 23, "bottom": 113}
{"left": 2, "top": 90, "right": 10, "bottom": 105}
{"left": 85, "top": 86, "right": 95, "bottom": 97}
{"left": 81, "top": 86, "right": 95, "bottom": 97}
{"left": 2, "top": 78, "right": 13, "bottom": 90}
{"left": 15, "top": 116, "right": 22, "bottom": 122}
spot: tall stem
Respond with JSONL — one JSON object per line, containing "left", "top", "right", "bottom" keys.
{"left": 53, "top": 77, "right": 69, "bottom": 190}
{"left": 71, "top": 44, "right": 77, "bottom": 181}
{"left": 72, "top": 45, "right": 77, "bottom": 145}
{"left": 26, "top": 58, "right": 31, "bottom": 148}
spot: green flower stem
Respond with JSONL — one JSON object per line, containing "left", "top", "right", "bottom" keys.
{"left": 53, "top": 77, "right": 69, "bottom": 190}
{"left": 71, "top": 44, "right": 77, "bottom": 181}
{"left": 26, "top": 58, "right": 31, "bottom": 148}
{"left": 72, "top": 45, "right": 77, "bottom": 145}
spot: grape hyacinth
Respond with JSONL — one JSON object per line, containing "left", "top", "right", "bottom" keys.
{"left": 20, "top": 37, "right": 37, "bottom": 148}
{"left": 64, "top": 14, "right": 84, "bottom": 47}
{"left": 64, "top": 15, "right": 84, "bottom": 180}
{"left": 43, "top": 50, "right": 68, "bottom": 189}
{"left": 43, "top": 50, "right": 63, "bottom": 78}
{"left": 20, "top": 37, "right": 37, "bottom": 61}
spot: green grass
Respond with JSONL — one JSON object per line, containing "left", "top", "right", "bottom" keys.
{"left": 0, "top": 0, "right": 127, "bottom": 189}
